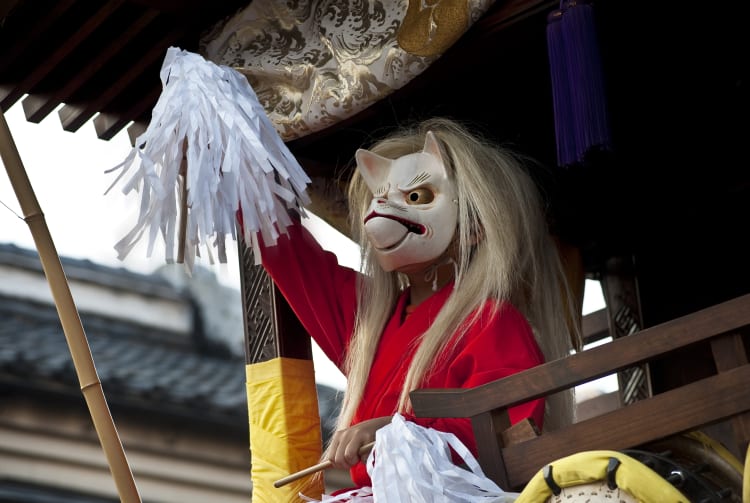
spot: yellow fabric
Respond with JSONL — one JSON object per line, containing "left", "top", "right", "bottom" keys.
{"left": 247, "top": 358, "right": 325, "bottom": 502}
{"left": 515, "top": 450, "right": 690, "bottom": 503}
{"left": 684, "top": 430, "right": 744, "bottom": 474}
{"left": 743, "top": 440, "right": 749, "bottom": 503}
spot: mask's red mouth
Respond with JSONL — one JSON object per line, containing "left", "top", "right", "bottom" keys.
{"left": 364, "top": 211, "right": 425, "bottom": 235}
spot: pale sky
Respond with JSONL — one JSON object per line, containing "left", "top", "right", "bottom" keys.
{"left": 0, "top": 100, "right": 607, "bottom": 393}
{"left": 0, "top": 100, "right": 356, "bottom": 390}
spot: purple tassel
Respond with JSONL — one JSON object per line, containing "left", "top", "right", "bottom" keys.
{"left": 547, "top": 0, "right": 611, "bottom": 167}
{"left": 546, "top": 8, "right": 576, "bottom": 166}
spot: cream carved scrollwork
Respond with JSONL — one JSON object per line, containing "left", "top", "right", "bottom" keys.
{"left": 201, "top": 0, "right": 494, "bottom": 141}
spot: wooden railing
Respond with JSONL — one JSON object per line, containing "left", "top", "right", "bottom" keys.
{"left": 411, "top": 293, "right": 750, "bottom": 490}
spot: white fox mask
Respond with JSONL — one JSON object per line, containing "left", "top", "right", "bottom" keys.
{"left": 355, "top": 131, "right": 458, "bottom": 273}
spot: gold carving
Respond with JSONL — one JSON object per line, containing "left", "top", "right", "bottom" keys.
{"left": 398, "top": 0, "right": 470, "bottom": 57}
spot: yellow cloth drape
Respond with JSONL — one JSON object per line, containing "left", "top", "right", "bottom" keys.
{"left": 515, "top": 450, "right": 690, "bottom": 503}
{"left": 247, "top": 357, "right": 325, "bottom": 502}
{"left": 743, "top": 440, "right": 749, "bottom": 503}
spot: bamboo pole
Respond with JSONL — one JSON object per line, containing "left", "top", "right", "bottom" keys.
{"left": 0, "top": 111, "right": 141, "bottom": 503}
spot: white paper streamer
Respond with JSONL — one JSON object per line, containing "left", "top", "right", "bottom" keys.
{"left": 300, "top": 487, "right": 374, "bottom": 502}
{"left": 367, "top": 414, "right": 519, "bottom": 502}
{"left": 301, "top": 414, "right": 519, "bottom": 503}
{"left": 105, "top": 46, "right": 311, "bottom": 271}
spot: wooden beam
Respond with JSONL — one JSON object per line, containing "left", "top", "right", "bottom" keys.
{"left": 94, "top": 85, "right": 160, "bottom": 141}
{"left": 501, "top": 365, "right": 750, "bottom": 488}
{"left": 236, "top": 232, "right": 313, "bottom": 364}
{"left": 471, "top": 410, "right": 512, "bottom": 488}
{"left": 474, "top": 0, "right": 556, "bottom": 34}
{"left": 126, "top": 0, "right": 233, "bottom": 12}
{"left": 0, "top": 0, "right": 126, "bottom": 111}
{"left": 272, "top": 285, "right": 313, "bottom": 360}
{"left": 0, "top": 0, "right": 22, "bottom": 22}
{"left": 126, "top": 122, "right": 147, "bottom": 148}
{"left": 411, "top": 294, "right": 750, "bottom": 418}
{"left": 21, "top": 9, "right": 159, "bottom": 124}
{"left": 0, "top": 0, "right": 77, "bottom": 75}
{"left": 582, "top": 307, "right": 609, "bottom": 345}
{"left": 711, "top": 333, "right": 750, "bottom": 452}
{"left": 57, "top": 23, "right": 185, "bottom": 132}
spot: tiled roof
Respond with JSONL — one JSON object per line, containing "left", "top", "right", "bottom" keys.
{"left": 0, "top": 295, "right": 247, "bottom": 423}
{"left": 0, "top": 243, "right": 341, "bottom": 439}
{"left": 0, "top": 242, "right": 183, "bottom": 299}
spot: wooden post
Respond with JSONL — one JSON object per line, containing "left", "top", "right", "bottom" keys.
{"left": 237, "top": 235, "right": 323, "bottom": 501}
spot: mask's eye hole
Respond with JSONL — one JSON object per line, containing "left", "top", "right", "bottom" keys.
{"left": 405, "top": 188, "right": 435, "bottom": 205}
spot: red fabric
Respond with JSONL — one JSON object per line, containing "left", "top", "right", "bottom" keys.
{"left": 260, "top": 223, "right": 545, "bottom": 488}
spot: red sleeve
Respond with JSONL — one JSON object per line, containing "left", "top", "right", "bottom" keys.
{"left": 405, "top": 302, "right": 545, "bottom": 456}
{"left": 259, "top": 222, "right": 359, "bottom": 371}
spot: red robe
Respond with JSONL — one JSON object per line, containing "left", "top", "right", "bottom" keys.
{"left": 260, "top": 223, "right": 545, "bottom": 488}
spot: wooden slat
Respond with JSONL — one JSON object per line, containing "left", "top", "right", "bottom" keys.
{"left": 471, "top": 411, "right": 510, "bottom": 489}
{"left": 0, "top": 0, "right": 126, "bottom": 110}
{"left": 411, "top": 293, "right": 750, "bottom": 418}
{"left": 498, "top": 365, "right": 750, "bottom": 489}
{"left": 0, "top": 0, "right": 23, "bottom": 24}
{"left": 126, "top": 122, "right": 148, "bottom": 147}
{"left": 0, "top": 0, "right": 77, "bottom": 75}
{"left": 127, "top": 0, "right": 228, "bottom": 11}
{"left": 21, "top": 9, "right": 159, "bottom": 123}
{"left": 711, "top": 332, "right": 750, "bottom": 370}
{"left": 582, "top": 307, "right": 609, "bottom": 345}
{"left": 94, "top": 85, "right": 160, "bottom": 140}
{"left": 474, "top": 0, "right": 555, "bottom": 34}
{"left": 271, "top": 285, "right": 313, "bottom": 360}
{"left": 57, "top": 23, "right": 185, "bottom": 132}
{"left": 711, "top": 333, "right": 750, "bottom": 450}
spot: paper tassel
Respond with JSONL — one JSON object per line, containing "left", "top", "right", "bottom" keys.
{"left": 105, "top": 46, "right": 311, "bottom": 270}
{"left": 546, "top": 0, "right": 612, "bottom": 167}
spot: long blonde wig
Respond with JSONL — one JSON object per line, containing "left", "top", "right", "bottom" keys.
{"left": 336, "top": 117, "right": 582, "bottom": 436}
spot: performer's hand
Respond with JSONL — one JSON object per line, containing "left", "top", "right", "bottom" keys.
{"left": 327, "top": 416, "right": 392, "bottom": 469}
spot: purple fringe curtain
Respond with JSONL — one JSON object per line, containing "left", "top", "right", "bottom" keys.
{"left": 547, "top": 0, "right": 611, "bottom": 167}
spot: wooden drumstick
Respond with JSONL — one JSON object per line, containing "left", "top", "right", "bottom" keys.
{"left": 273, "top": 441, "right": 375, "bottom": 488}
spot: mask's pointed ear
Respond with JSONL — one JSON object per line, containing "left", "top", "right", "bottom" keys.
{"left": 423, "top": 131, "right": 443, "bottom": 160}
{"left": 356, "top": 148, "right": 391, "bottom": 194}
{"left": 422, "top": 131, "right": 449, "bottom": 178}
